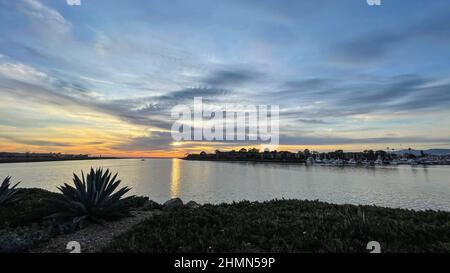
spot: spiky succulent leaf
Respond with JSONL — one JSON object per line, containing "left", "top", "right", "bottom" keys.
{"left": 49, "top": 168, "right": 134, "bottom": 221}
{"left": 0, "top": 176, "right": 21, "bottom": 206}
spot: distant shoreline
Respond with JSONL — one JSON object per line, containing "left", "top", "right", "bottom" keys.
{"left": 183, "top": 157, "right": 307, "bottom": 164}
{"left": 0, "top": 157, "right": 119, "bottom": 164}
{"left": 183, "top": 157, "right": 450, "bottom": 166}
{"left": 184, "top": 149, "right": 450, "bottom": 166}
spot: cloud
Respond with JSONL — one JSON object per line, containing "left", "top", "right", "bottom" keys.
{"left": 2, "top": 59, "right": 449, "bottom": 150}
{"left": 335, "top": 32, "right": 402, "bottom": 65}
{"left": 389, "top": 83, "right": 450, "bottom": 111}
{"left": 338, "top": 75, "right": 450, "bottom": 113}
{"left": 334, "top": 14, "right": 450, "bottom": 65}
{"left": 94, "top": 31, "right": 110, "bottom": 56}
{"left": 202, "top": 67, "right": 263, "bottom": 88}
{"left": 283, "top": 78, "right": 334, "bottom": 91}
{"left": 0, "top": 61, "right": 49, "bottom": 85}
{"left": 274, "top": 78, "right": 338, "bottom": 100}
{"left": 297, "top": 119, "right": 330, "bottom": 125}
{"left": 0, "top": 67, "right": 173, "bottom": 133}
{"left": 19, "top": 0, "right": 72, "bottom": 35}
{"left": 113, "top": 132, "right": 174, "bottom": 151}
{"left": 0, "top": 135, "right": 74, "bottom": 147}
{"left": 0, "top": 59, "right": 91, "bottom": 97}
{"left": 2, "top": 57, "right": 450, "bottom": 151}
{"left": 114, "top": 132, "right": 450, "bottom": 152}
{"left": 275, "top": 74, "right": 450, "bottom": 122}
{"left": 164, "top": 87, "right": 229, "bottom": 100}
{"left": 0, "top": 59, "right": 169, "bottom": 131}
{"left": 278, "top": 134, "right": 450, "bottom": 146}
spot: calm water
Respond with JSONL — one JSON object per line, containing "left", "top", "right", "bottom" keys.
{"left": 1, "top": 158, "right": 449, "bottom": 211}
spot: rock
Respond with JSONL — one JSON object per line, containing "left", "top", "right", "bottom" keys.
{"left": 185, "top": 201, "right": 201, "bottom": 209}
{"left": 163, "top": 198, "right": 183, "bottom": 210}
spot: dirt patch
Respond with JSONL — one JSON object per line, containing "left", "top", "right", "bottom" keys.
{"left": 30, "top": 210, "right": 158, "bottom": 253}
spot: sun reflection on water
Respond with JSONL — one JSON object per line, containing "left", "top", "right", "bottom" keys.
{"left": 170, "top": 158, "right": 181, "bottom": 198}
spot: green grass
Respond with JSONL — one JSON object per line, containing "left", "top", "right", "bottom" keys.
{"left": 0, "top": 188, "right": 61, "bottom": 228}
{"left": 103, "top": 200, "right": 450, "bottom": 253}
{"left": 2, "top": 190, "right": 450, "bottom": 253}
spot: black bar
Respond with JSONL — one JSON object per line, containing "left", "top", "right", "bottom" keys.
{"left": 1, "top": 253, "right": 447, "bottom": 272}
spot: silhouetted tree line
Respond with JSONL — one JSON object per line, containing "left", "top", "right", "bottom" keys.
{"left": 184, "top": 148, "right": 424, "bottom": 162}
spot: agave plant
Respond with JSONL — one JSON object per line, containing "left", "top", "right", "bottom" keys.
{"left": 0, "top": 176, "right": 21, "bottom": 206}
{"left": 49, "top": 168, "right": 134, "bottom": 221}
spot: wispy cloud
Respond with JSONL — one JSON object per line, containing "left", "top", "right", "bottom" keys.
{"left": 334, "top": 14, "right": 450, "bottom": 65}
{"left": 19, "top": 0, "right": 72, "bottom": 35}
{"left": 0, "top": 61, "right": 49, "bottom": 85}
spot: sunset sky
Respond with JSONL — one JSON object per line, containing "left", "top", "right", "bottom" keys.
{"left": 1, "top": 0, "right": 450, "bottom": 157}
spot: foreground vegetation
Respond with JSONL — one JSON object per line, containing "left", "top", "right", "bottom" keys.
{"left": 0, "top": 176, "right": 21, "bottom": 206}
{"left": 104, "top": 200, "right": 450, "bottom": 253}
{"left": 0, "top": 188, "right": 147, "bottom": 252}
{"left": 0, "top": 188, "right": 61, "bottom": 228}
{"left": 0, "top": 168, "right": 145, "bottom": 252}
{"left": 1, "top": 169, "right": 450, "bottom": 253}
{"left": 49, "top": 168, "right": 134, "bottom": 222}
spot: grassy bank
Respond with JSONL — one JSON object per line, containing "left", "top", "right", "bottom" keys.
{"left": 1, "top": 189, "right": 450, "bottom": 253}
{"left": 103, "top": 200, "right": 450, "bottom": 253}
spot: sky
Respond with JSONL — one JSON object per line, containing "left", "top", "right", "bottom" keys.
{"left": 0, "top": 0, "right": 450, "bottom": 157}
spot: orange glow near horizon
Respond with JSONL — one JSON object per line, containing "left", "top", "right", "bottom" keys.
{"left": 2, "top": 89, "right": 449, "bottom": 158}
{"left": 2, "top": 140, "right": 448, "bottom": 159}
